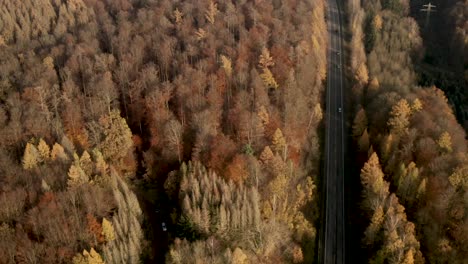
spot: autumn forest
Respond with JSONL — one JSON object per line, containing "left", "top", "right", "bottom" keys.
{"left": 0, "top": 0, "right": 466, "bottom": 263}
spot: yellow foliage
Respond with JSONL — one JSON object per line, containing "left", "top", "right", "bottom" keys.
{"left": 257, "top": 105, "right": 270, "bottom": 126}
{"left": 67, "top": 164, "right": 89, "bottom": 187}
{"left": 272, "top": 128, "right": 286, "bottom": 153}
{"left": 43, "top": 56, "right": 54, "bottom": 70}
{"left": 259, "top": 47, "right": 274, "bottom": 69}
{"left": 220, "top": 55, "right": 232, "bottom": 77}
{"left": 411, "top": 98, "right": 423, "bottom": 112}
{"left": 80, "top": 151, "right": 93, "bottom": 176}
{"left": 260, "top": 68, "right": 279, "bottom": 89}
{"left": 102, "top": 218, "right": 115, "bottom": 242}
{"left": 37, "top": 138, "right": 50, "bottom": 162}
{"left": 355, "top": 63, "right": 369, "bottom": 84}
{"left": 437, "top": 131, "right": 452, "bottom": 153}
{"left": 231, "top": 248, "right": 248, "bottom": 264}
{"left": 23, "top": 143, "right": 39, "bottom": 170}
{"left": 387, "top": 99, "right": 411, "bottom": 135}
{"left": 259, "top": 146, "right": 274, "bottom": 164}
{"left": 195, "top": 28, "right": 207, "bottom": 41}
{"left": 50, "top": 143, "right": 68, "bottom": 161}
{"left": 205, "top": 1, "right": 218, "bottom": 24}
{"left": 373, "top": 14, "right": 383, "bottom": 31}
{"left": 448, "top": 164, "right": 467, "bottom": 189}
{"left": 174, "top": 8, "right": 183, "bottom": 25}
{"left": 73, "top": 248, "right": 105, "bottom": 264}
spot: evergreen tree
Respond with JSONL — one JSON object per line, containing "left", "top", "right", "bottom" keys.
{"left": 22, "top": 142, "right": 40, "bottom": 170}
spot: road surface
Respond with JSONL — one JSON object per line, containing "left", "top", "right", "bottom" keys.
{"left": 319, "top": 0, "right": 345, "bottom": 263}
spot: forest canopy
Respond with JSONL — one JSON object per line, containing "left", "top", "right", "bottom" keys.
{"left": 0, "top": 0, "right": 327, "bottom": 263}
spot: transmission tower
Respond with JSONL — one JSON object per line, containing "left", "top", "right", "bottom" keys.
{"left": 420, "top": 3, "right": 436, "bottom": 28}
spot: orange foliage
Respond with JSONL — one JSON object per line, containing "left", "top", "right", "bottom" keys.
{"left": 86, "top": 214, "right": 104, "bottom": 245}
{"left": 207, "top": 134, "right": 237, "bottom": 173}
{"left": 225, "top": 154, "right": 249, "bottom": 184}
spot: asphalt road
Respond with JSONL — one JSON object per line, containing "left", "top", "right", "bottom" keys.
{"left": 319, "top": 0, "right": 345, "bottom": 263}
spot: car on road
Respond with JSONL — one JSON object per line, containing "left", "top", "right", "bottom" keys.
{"left": 336, "top": 51, "right": 340, "bottom": 55}
{"left": 336, "top": 64, "right": 341, "bottom": 69}
{"left": 162, "top": 222, "right": 167, "bottom": 232}
{"left": 338, "top": 107, "right": 342, "bottom": 113}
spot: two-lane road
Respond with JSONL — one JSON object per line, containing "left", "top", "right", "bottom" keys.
{"left": 319, "top": 0, "right": 345, "bottom": 263}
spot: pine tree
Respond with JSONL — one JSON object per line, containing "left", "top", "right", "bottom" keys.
{"left": 260, "top": 146, "right": 274, "bottom": 164}
{"left": 437, "top": 131, "right": 452, "bottom": 153}
{"left": 260, "top": 68, "right": 279, "bottom": 89}
{"left": 195, "top": 28, "right": 207, "bottom": 40}
{"left": 387, "top": 99, "right": 411, "bottom": 135}
{"left": 174, "top": 8, "right": 183, "bottom": 25}
{"left": 205, "top": 1, "right": 218, "bottom": 24}
{"left": 221, "top": 55, "right": 232, "bottom": 77}
{"left": 360, "top": 153, "right": 389, "bottom": 210}
{"left": 259, "top": 47, "right": 274, "bottom": 69}
{"left": 93, "top": 149, "right": 108, "bottom": 176}
{"left": 37, "top": 138, "right": 50, "bottom": 162}
{"left": 23, "top": 143, "right": 40, "bottom": 170}
{"left": 80, "top": 151, "right": 93, "bottom": 176}
{"left": 364, "top": 205, "right": 384, "bottom": 244}
{"left": 67, "top": 164, "right": 89, "bottom": 187}
{"left": 72, "top": 248, "right": 104, "bottom": 264}
{"left": 102, "top": 218, "right": 115, "bottom": 242}
{"left": 272, "top": 128, "right": 286, "bottom": 155}
{"left": 50, "top": 143, "right": 68, "bottom": 161}
{"left": 411, "top": 98, "right": 423, "bottom": 112}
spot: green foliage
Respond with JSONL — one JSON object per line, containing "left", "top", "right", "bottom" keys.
{"left": 242, "top": 144, "right": 255, "bottom": 156}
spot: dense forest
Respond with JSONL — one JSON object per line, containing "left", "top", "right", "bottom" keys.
{"left": 348, "top": 0, "right": 467, "bottom": 263}
{"left": 0, "top": 0, "right": 327, "bottom": 263}
{"left": 410, "top": 0, "right": 468, "bottom": 130}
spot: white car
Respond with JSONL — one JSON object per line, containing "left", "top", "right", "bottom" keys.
{"left": 162, "top": 222, "right": 167, "bottom": 232}
{"left": 338, "top": 107, "right": 342, "bottom": 113}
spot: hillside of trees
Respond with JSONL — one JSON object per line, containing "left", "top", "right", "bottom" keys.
{"left": 347, "top": 0, "right": 467, "bottom": 263}
{"left": 0, "top": 0, "right": 327, "bottom": 263}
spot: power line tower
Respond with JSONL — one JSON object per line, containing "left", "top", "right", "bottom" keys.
{"left": 420, "top": 3, "right": 436, "bottom": 28}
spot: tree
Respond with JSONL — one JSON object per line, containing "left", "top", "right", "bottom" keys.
{"left": 37, "top": 138, "right": 50, "bottom": 162}
{"left": 23, "top": 142, "right": 39, "bottom": 170}
{"left": 260, "top": 68, "right": 279, "bottom": 89}
{"left": 231, "top": 248, "right": 248, "bottom": 264}
{"left": 260, "top": 146, "right": 274, "bottom": 164}
{"left": 353, "top": 108, "right": 368, "bottom": 138}
{"left": 360, "top": 153, "right": 389, "bottom": 210}
{"left": 50, "top": 143, "right": 68, "bottom": 161}
{"left": 80, "top": 151, "right": 93, "bottom": 176}
{"left": 221, "top": 55, "right": 232, "bottom": 77}
{"left": 102, "top": 218, "right": 115, "bottom": 242}
{"left": 411, "top": 98, "right": 422, "bottom": 112}
{"left": 205, "top": 1, "right": 218, "bottom": 24}
{"left": 72, "top": 248, "right": 104, "bottom": 264}
{"left": 97, "top": 110, "right": 134, "bottom": 161}
{"left": 437, "top": 131, "right": 452, "bottom": 153}
{"left": 93, "top": 149, "right": 108, "bottom": 176}
{"left": 174, "top": 8, "right": 183, "bottom": 25}
{"left": 67, "top": 164, "right": 89, "bottom": 187}
{"left": 164, "top": 119, "right": 184, "bottom": 163}
{"left": 387, "top": 99, "right": 411, "bottom": 135}
{"left": 259, "top": 47, "right": 274, "bottom": 69}
{"left": 272, "top": 128, "right": 286, "bottom": 157}
{"left": 358, "top": 129, "right": 370, "bottom": 152}
{"left": 373, "top": 14, "right": 383, "bottom": 31}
